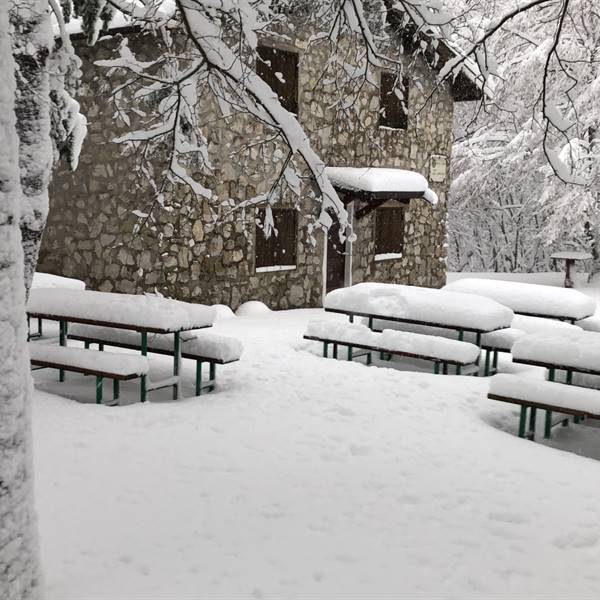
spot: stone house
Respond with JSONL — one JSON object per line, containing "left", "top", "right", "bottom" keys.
{"left": 39, "top": 15, "right": 481, "bottom": 310}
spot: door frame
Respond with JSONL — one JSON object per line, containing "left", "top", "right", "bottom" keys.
{"left": 322, "top": 201, "right": 354, "bottom": 303}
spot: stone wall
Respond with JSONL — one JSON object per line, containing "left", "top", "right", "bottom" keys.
{"left": 40, "top": 25, "right": 454, "bottom": 309}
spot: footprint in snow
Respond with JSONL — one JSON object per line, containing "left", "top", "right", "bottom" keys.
{"left": 553, "top": 531, "right": 599, "bottom": 549}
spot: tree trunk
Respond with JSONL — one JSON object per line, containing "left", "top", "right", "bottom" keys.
{"left": 10, "top": 0, "right": 53, "bottom": 298}
{"left": 0, "top": 3, "right": 41, "bottom": 597}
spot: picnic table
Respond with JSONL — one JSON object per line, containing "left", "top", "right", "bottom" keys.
{"left": 323, "top": 282, "right": 514, "bottom": 346}
{"left": 509, "top": 329, "right": 600, "bottom": 437}
{"left": 550, "top": 251, "right": 593, "bottom": 288}
{"left": 27, "top": 288, "right": 215, "bottom": 400}
{"left": 444, "top": 278, "right": 596, "bottom": 323}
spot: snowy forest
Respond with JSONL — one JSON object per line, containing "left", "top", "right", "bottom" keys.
{"left": 447, "top": 0, "right": 600, "bottom": 273}
{"left": 3, "top": 0, "right": 600, "bottom": 598}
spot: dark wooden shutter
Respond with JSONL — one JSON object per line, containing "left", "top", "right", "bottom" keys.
{"left": 255, "top": 208, "right": 297, "bottom": 268}
{"left": 375, "top": 207, "right": 405, "bottom": 254}
{"left": 257, "top": 46, "right": 299, "bottom": 114}
{"left": 379, "top": 72, "right": 409, "bottom": 130}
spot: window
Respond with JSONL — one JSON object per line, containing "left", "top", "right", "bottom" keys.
{"left": 375, "top": 206, "right": 405, "bottom": 255}
{"left": 379, "top": 72, "right": 409, "bottom": 130}
{"left": 255, "top": 208, "right": 297, "bottom": 269}
{"left": 257, "top": 45, "right": 299, "bottom": 114}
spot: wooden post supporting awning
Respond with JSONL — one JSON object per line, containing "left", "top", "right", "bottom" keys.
{"left": 324, "top": 166, "right": 438, "bottom": 219}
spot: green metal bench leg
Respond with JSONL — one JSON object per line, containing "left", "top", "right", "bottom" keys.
{"left": 368, "top": 317, "right": 373, "bottom": 330}
{"left": 475, "top": 332, "right": 481, "bottom": 347}
{"left": 209, "top": 363, "right": 216, "bottom": 391}
{"left": 544, "top": 410, "right": 552, "bottom": 439}
{"left": 173, "top": 331, "right": 180, "bottom": 400}
{"left": 349, "top": 315, "right": 354, "bottom": 323}
{"left": 484, "top": 350, "right": 491, "bottom": 376}
{"left": 323, "top": 342, "right": 329, "bottom": 358}
{"left": 333, "top": 343, "right": 338, "bottom": 359}
{"left": 38, "top": 317, "right": 42, "bottom": 337}
{"left": 347, "top": 345, "right": 353, "bottom": 361}
{"left": 96, "top": 376, "right": 103, "bottom": 404}
{"left": 59, "top": 320, "right": 67, "bottom": 382}
{"left": 99, "top": 343, "right": 104, "bottom": 351}
{"left": 492, "top": 350, "right": 498, "bottom": 372}
{"left": 456, "top": 365, "right": 462, "bottom": 375}
{"left": 442, "top": 362, "right": 448, "bottom": 375}
{"left": 113, "top": 379, "right": 120, "bottom": 402}
{"left": 528, "top": 407, "right": 537, "bottom": 440}
{"left": 458, "top": 330, "right": 464, "bottom": 341}
{"left": 84, "top": 341, "right": 90, "bottom": 349}
{"left": 434, "top": 362, "right": 440, "bottom": 375}
{"left": 366, "top": 353, "right": 372, "bottom": 366}
{"left": 518, "top": 406, "right": 527, "bottom": 438}
{"left": 196, "top": 361, "right": 202, "bottom": 396}
{"left": 140, "top": 331, "right": 148, "bottom": 403}
{"left": 547, "top": 368, "right": 555, "bottom": 429}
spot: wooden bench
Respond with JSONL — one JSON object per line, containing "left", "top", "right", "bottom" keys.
{"left": 68, "top": 324, "right": 242, "bottom": 396}
{"left": 488, "top": 374, "right": 600, "bottom": 440}
{"left": 510, "top": 330, "right": 600, "bottom": 436}
{"left": 368, "top": 318, "right": 524, "bottom": 376}
{"left": 304, "top": 321, "right": 480, "bottom": 375}
{"left": 29, "top": 343, "right": 149, "bottom": 404}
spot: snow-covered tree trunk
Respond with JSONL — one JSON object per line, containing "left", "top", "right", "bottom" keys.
{"left": 10, "top": 0, "right": 53, "bottom": 297}
{"left": 0, "top": 2, "right": 41, "bottom": 597}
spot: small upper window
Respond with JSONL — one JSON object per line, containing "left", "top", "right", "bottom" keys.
{"left": 255, "top": 208, "right": 297, "bottom": 268}
{"left": 379, "top": 72, "right": 409, "bottom": 130}
{"left": 257, "top": 45, "right": 299, "bottom": 114}
{"left": 375, "top": 206, "right": 405, "bottom": 255}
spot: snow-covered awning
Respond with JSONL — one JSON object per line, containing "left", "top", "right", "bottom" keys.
{"left": 325, "top": 167, "right": 438, "bottom": 211}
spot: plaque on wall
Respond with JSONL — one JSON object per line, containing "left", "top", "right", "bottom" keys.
{"left": 429, "top": 155, "right": 447, "bottom": 183}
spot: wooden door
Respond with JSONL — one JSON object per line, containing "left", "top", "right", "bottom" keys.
{"left": 326, "top": 210, "right": 347, "bottom": 293}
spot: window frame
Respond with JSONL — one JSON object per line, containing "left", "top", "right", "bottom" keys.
{"left": 378, "top": 71, "right": 409, "bottom": 130}
{"left": 374, "top": 205, "right": 406, "bottom": 256}
{"left": 256, "top": 45, "right": 300, "bottom": 115}
{"left": 254, "top": 207, "right": 298, "bottom": 270}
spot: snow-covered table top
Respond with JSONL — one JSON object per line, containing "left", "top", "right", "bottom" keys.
{"left": 443, "top": 278, "right": 596, "bottom": 320}
{"left": 550, "top": 251, "right": 593, "bottom": 260}
{"left": 324, "top": 283, "right": 513, "bottom": 332}
{"left": 512, "top": 330, "right": 600, "bottom": 373}
{"left": 27, "top": 289, "right": 215, "bottom": 333}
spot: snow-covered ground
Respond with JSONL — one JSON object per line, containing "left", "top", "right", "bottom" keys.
{"left": 32, "top": 274, "right": 600, "bottom": 598}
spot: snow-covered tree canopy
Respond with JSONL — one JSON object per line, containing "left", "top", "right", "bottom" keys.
{"left": 447, "top": 0, "right": 600, "bottom": 273}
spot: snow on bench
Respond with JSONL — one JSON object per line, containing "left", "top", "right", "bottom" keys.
{"left": 488, "top": 374, "right": 600, "bottom": 440}
{"left": 368, "top": 319, "right": 524, "bottom": 351}
{"left": 304, "top": 320, "right": 480, "bottom": 372}
{"left": 29, "top": 343, "right": 149, "bottom": 404}
{"left": 444, "top": 278, "right": 596, "bottom": 321}
{"left": 511, "top": 315, "right": 581, "bottom": 334}
{"left": 69, "top": 324, "right": 242, "bottom": 396}
{"left": 27, "top": 288, "right": 216, "bottom": 332}
{"left": 69, "top": 324, "right": 242, "bottom": 363}
{"left": 29, "top": 343, "right": 149, "bottom": 377}
{"left": 325, "top": 283, "right": 513, "bottom": 333}
{"left": 576, "top": 315, "right": 600, "bottom": 332}
{"left": 512, "top": 330, "right": 600, "bottom": 374}
{"left": 489, "top": 374, "right": 600, "bottom": 416}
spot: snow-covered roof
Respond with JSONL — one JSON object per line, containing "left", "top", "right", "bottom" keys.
{"left": 325, "top": 167, "right": 438, "bottom": 206}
